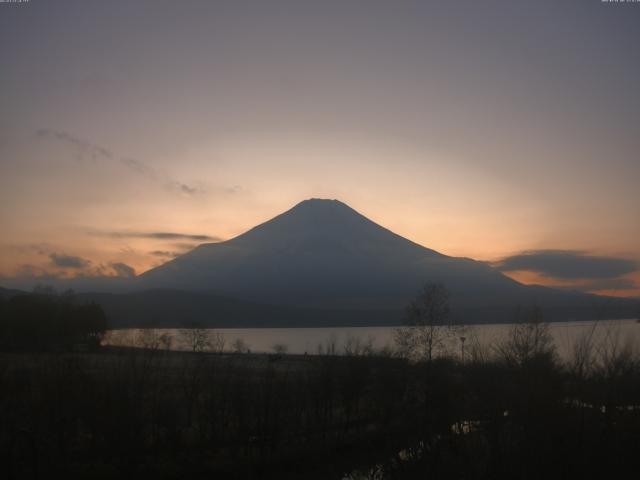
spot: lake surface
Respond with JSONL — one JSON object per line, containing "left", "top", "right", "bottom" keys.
{"left": 104, "top": 319, "right": 640, "bottom": 361}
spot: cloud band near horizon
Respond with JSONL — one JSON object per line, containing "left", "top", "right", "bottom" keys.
{"left": 495, "top": 250, "right": 638, "bottom": 280}
{"left": 92, "top": 231, "right": 221, "bottom": 242}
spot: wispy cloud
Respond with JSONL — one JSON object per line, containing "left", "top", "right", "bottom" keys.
{"left": 495, "top": 250, "right": 638, "bottom": 280}
{"left": 164, "top": 180, "right": 208, "bottom": 196}
{"left": 36, "top": 129, "right": 113, "bottom": 162}
{"left": 120, "top": 157, "right": 158, "bottom": 179}
{"left": 11, "top": 260, "right": 137, "bottom": 281}
{"left": 16, "top": 246, "right": 140, "bottom": 280}
{"left": 14, "top": 264, "right": 62, "bottom": 279}
{"left": 37, "top": 128, "right": 218, "bottom": 197}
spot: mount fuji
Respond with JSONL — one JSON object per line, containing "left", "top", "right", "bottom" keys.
{"left": 111, "top": 198, "right": 636, "bottom": 326}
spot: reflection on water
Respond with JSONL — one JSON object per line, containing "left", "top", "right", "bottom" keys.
{"left": 104, "top": 319, "right": 639, "bottom": 361}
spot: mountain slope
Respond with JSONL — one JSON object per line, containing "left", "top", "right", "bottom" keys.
{"left": 138, "top": 199, "right": 523, "bottom": 308}
{"left": 136, "top": 198, "right": 637, "bottom": 322}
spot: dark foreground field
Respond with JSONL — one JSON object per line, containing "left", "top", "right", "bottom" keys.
{"left": 1, "top": 342, "right": 640, "bottom": 480}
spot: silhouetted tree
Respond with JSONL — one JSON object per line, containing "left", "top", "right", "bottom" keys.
{"left": 496, "top": 305, "right": 556, "bottom": 367}
{"left": 272, "top": 343, "right": 288, "bottom": 355}
{"left": 231, "top": 337, "right": 248, "bottom": 353}
{"left": 395, "top": 283, "right": 456, "bottom": 362}
{"left": 179, "top": 323, "right": 211, "bottom": 352}
{"left": 0, "top": 291, "right": 108, "bottom": 351}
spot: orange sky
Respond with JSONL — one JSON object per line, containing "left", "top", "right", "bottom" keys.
{"left": 1, "top": 1, "right": 639, "bottom": 297}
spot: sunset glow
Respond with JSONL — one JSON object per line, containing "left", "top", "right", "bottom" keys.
{"left": 1, "top": 1, "right": 638, "bottom": 297}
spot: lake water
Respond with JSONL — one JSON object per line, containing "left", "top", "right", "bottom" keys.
{"left": 104, "top": 319, "right": 640, "bottom": 361}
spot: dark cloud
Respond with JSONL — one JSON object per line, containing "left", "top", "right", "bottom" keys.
{"left": 49, "top": 253, "right": 91, "bottom": 269}
{"left": 496, "top": 250, "right": 638, "bottom": 280}
{"left": 96, "top": 231, "right": 220, "bottom": 242}
{"left": 146, "top": 232, "right": 217, "bottom": 241}
{"left": 179, "top": 184, "right": 197, "bottom": 195}
{"left": 110, "top": 262, "right": 136, "bottom": 278}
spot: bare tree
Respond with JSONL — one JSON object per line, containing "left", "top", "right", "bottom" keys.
{"left": 596, "top": 321, "right": 636, "bottom": 379}
{"left": 343, "top": 334, "right": 375, "bottom": 357}
{"left": 210, "top": 331, "right": 226, "bottom": 353}
{"left": 179, "top": 324, "right": 211, "bottom": 353}
{"left": 569, "top": 321, "right": 599, "bottom": 380}
{"left": 317, "top": 333, "right": 338, "bottom": 356}
{"left": 159, "top": 332, "right": 173, "bottom": 351}
{"left": 394, "top": 283, "right": 456, "bottom": 362}
{"left": 464, "top": 328, "right": 490, "bottom": 364}
{"left": 496, "top": 305, "right": 556, "bottom": 367}
{"left": 272, "top": 343, "right": 289, "bottom": 355}
{"left": 231, "top": 337, "right": 248, "bottom": 354}
{"left": 136, "top": 329, "right": 168, "bottom": 351}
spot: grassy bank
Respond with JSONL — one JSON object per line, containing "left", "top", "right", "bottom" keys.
{"left": 2, "top": 334, "right": 640, "bottom": 479}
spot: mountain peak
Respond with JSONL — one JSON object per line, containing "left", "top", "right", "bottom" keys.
{"left": 135, "top": 198, "right": 634, "bottom": 322}
{"left": 233, "top": 197, "right": 378, "bottom": 243}
{"left": 222, "top": 198, "right": 442, "bottom": 260}
{"left": 292, "top": 198, "right": 350, "bottom": 210}
{"left": 300, "top": 197, "right": 341, "bottom": 204}
{"left": 137, "top": 198, "right": 521, "bottom": 310}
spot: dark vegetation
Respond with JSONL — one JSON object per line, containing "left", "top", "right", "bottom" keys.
{"left": 0, "top": 288, "right": 108, "bottom": 352}
{"left": 0, "top": 288, "right": 639, "bottom": 479}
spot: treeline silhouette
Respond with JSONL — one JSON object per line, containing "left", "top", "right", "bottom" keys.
{"left": 0, "top": 289, "right": 108, "bottom": 352}
{"left": 1, "top": 325, "right": 639, "bottom": 479}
